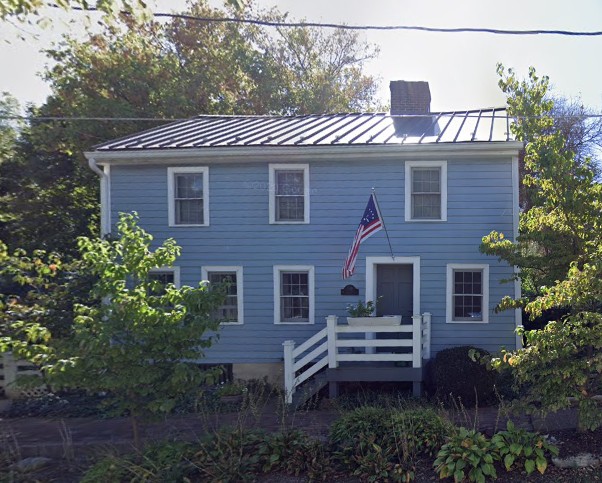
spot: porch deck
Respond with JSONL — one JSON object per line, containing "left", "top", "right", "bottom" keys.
{"left": 282, "top": 314, "right": 431, "bottom": 405}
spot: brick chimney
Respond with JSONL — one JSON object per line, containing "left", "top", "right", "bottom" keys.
{"left": 390, "top": 81, "right": 431, "bottom": 115}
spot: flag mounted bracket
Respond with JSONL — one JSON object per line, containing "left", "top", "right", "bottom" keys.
{"left": 340, "top": 284, "right": 359, "bottom": 296}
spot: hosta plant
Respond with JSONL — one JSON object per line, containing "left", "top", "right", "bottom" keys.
{"left": 433, "top": 428, "right": 497, "bottom": 483}
{"left": 491, "top": 420, "right": 558, "bottom": 475}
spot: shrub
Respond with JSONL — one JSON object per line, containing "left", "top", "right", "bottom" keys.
{"left": 260, "top": 429, "right": 334, "bottom": 481}
{"left": 81, "top": 441, "right": 195, "bottom": 483}
{"left": 330, "top": 406, "right": 456, "bottom": 481}
{"left": 434, "top": 428, "right": 498, "bottom": 482}
{"left": 431, "top": 346, "right": 496, "bottom": 407}
{"left": 192, "top": 429, "right": 265, "bottom": 482}
{"left": 389, "top": 408, "right": 456, "bottom": 457}
{"left": 491, "top": 421, "right": 558, "bottom": 475}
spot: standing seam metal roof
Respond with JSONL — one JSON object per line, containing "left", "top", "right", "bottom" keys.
{"left": 93, "top": 109, "right": 513, "bottom": 151}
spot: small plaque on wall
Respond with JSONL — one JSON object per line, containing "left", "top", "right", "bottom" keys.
{"left": 340, "top": 284, "right": 359, "bottom": 296}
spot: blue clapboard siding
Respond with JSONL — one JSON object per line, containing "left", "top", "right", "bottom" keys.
{"left": 109, "top": 155, "right": 517, "bottom": 362}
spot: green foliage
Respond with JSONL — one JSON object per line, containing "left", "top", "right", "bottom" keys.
{"left": 0, "top": 1, "right": 381, "bottom": 255}
{"left": 491, "top": 421, "right": 558, "bottom": 475}
{"left": 481, "top": 65, "right": 602, "bottom": 431}
{"left": 0, "top": 241, "right": 95, "bottom": 367}
{"left": 433, "top": 428, "right": 497, "bottom": 483}
{"left": 215, "top": 381, "right": 247, "bottom": 397}
{"left": 81, "top": 440, "right": 195, "bottom": 483}
{"left": 2, "top": 213, "right": 226, "bottom": 432}
{"left": 347, "top": 299, "right": 379, "bottom": 317}
{"left": 0, "top": 0, "right": 150, "bottom": 22}
{"left": 330, "top": 405, "right": 455, "bottom": 481}
{"left": 431, "top": 346, "right": 496, "bottom": 407}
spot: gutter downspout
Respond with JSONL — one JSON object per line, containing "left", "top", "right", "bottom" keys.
{"left": 87, "top": 157, "right": 111, "bottom": 237}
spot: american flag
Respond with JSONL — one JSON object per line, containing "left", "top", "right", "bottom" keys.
{"left": 342, "top": 194, "right": 383, "bottom": 279}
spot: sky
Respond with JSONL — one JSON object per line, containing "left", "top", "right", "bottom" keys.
{"left": 1, "top": 0, "right": 602, "bottom": 113}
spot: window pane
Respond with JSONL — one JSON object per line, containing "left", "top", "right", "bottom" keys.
{"left": 175, "top": 174, "right": 203, "bottom": 198}
{"left": 276, "top": 170, "right": 304, "bottom": 195}
{"left": 176, "top": 199, "right": 204, "bottom": 225}
{"left": 412, "top": 194, "right": 441, "bottom": 219}
{"left": 148, "top": 271, "right": 174, "bottom": 295}
{"left": 275, "top": 170, "right": 305, "bottom": 221}
{"left": 452, "top": 270, "right": 484, "bottom": 321}
{"left": 280, "top": 271, "right": 309, "bottom": 322}
{"left": 276, "top": 196, "right": 304, "bottom": 221}
{"left": 208, "top": 271, "right": 238, "bottom": 323}
{"left": 411, "top": 167, "right": 441, "bottom": 219}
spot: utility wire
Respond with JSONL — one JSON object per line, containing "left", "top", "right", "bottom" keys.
{"left": 154, "top": 14, "right": 602, "bottom": 37}
{"left": 63, "top": 6, "right": 602, "bottom": 37}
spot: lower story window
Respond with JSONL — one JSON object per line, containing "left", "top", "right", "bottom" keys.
{"left": 446, "top": 264, "right": 489, "bottom": 323}
{"left": 274, "top": 265, "right": 314, "bottom": 324}
{"left": 202, "top": 266, "right": 243, "bottom": 325}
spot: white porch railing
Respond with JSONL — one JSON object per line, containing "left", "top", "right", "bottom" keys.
{"left": 282, "top": 312, "right": 432, "bottom": 404}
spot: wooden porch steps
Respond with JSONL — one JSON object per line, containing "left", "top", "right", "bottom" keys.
{"left": 291, "top": 365, "right": 425, "bottom": 408}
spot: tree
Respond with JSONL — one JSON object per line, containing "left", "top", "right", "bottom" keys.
{"left": 481, "top": 65, "right": 602, "bottom": 431}
{"left": 1, "top": 213, "right": 226, "bottom": 446}
{"left": 0, "top": 0, "right": 381, "bottom": 254}
{"left": 0, "top": 0, "right": 149, "bottom": 22}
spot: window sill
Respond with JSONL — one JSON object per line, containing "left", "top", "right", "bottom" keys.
{"left": 446, "top": 319, "right": 489, "bottom": 324}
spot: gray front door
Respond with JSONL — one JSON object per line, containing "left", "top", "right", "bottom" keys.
{"left": 376, "top": 264, "right": 413, "bottom": 324}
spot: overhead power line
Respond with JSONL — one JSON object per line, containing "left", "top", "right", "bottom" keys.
{"left": 154, "top": 14, "right": 602, "bottom": 37}
{"left": 63, "top": 6, "right": 602, "bottom": 37}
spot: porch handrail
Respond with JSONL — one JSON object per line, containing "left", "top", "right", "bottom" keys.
{"left": 283, "top": 313, "right": 429, "bottom": 404}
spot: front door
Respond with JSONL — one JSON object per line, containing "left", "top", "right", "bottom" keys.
{"left": 376, "top": 264, "right": 413, "bottom": 324}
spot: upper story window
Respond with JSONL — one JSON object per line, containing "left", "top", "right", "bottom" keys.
{"left": 202, "top": 266, "right": 244, "bottom": 325}
{"left": 405, "top": 161, "right": 447, "bottom": 222}
{"left": 273, "top": 265, "right": 314, "bottom": 324}
{"left": 269, "top": 164, "right": 309, "bottom": 224}
{"left": 167, "top": 167, "right": 209, "bottom": 227}
{"left": 446, "top": 264, "right": 489, "bottom": 323}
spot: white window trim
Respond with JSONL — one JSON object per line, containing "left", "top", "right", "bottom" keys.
{"left": 201, "top": 266, "right": 244, "bottom": 325}
{"left": 269, "top": 164, "right": 310, "bottom": 224}
{"left": 404, "top": 160, "right": 447, "bottom": 222}
{"left": 149, "top": 266, "right": 181, "bottom": 288}
{"left": 167, "top": 166, "right": 209, "bottom": 227}
{"left": 273, "top": 265, "right": 315, "bottom": 325}
{"left": 446, "top": 263, "right": 489, "bottom": 324}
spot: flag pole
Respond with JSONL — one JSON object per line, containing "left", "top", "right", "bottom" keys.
{"left": 371, "top": 187, "right": 395, "bottom": 260}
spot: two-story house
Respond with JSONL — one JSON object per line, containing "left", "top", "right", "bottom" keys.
{"left": 85, "top": 81, "right": 522, "bottom": 401}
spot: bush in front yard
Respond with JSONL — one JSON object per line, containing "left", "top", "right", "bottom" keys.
{"left": 330, "top": 405, "right": 456, "bottom": 481}
{"left": 431, "top": 346, "right": 496, "bottom": 407}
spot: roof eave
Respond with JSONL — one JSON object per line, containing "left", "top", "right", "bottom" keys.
{"left": 84, "top": 141, "right": 524, "bottom": 164}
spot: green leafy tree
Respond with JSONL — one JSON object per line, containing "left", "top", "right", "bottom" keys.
{"left": 1, "top": 213, "right": 225, "bottom": 446}
{"left": 0, "top": 0, "right": 381, "bottom": 254}
{"left": 481, "top": 65, "right": 602, "bottom": 431}
{"left": 0, "top": 0, "right": 149, "bottom": 22}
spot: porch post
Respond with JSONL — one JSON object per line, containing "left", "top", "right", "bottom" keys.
{"left": 422, "top": 312, "right": 432, "bottom": 360}
{"left": 326, "top": 315, "right": 339, "bottom": 369}
{"left": 411, "top": 315, "right": 422, "bottom": 368}
{"left": 282, "top": 340, "right": 296, "bottom": 404}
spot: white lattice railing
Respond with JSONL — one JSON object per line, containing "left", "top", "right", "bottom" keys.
{"left": 0, "top": 353, "right": 46, "bottom": 400}
{"left": 282, "top": 313, "right": 432, "bottom": 404}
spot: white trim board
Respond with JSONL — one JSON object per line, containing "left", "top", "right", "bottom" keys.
{"left": 365, "top": 256, "right": 421, "bottom": 316}
{"left": 85, "top": 142, "right": 524, "bottom": 164}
